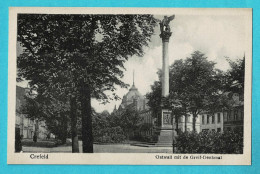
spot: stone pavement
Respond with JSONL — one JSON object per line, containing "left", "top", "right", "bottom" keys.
{"left": 22, "top": 141, "right": 172, "bottom": 153}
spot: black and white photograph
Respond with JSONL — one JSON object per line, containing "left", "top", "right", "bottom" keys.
{"left": 8, "top": 7, "right": 252, "bottom": 165}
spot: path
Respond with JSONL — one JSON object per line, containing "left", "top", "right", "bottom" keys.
{"left": 22, "top": 141, "right": 172, "bottom": 153}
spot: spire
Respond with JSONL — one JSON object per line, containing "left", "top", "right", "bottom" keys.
{"left": 130, "top": 69, "right": 137, "bottom": 91}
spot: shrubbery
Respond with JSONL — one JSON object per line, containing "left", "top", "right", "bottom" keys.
{"left": 93, "top": 126, "right": 126, "bottom": 143}
{"left": 93, "top": 108, "right": 143, "bottom": 143}
{"left": 132, "top": 134, "right": 152, "bottom": 142}
{"left": 176, "top": 130, "right": 243, "bottom": 154}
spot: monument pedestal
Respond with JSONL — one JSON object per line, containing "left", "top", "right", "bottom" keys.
{"left": 155, "top": 109, "right": 173, "bottom": 146}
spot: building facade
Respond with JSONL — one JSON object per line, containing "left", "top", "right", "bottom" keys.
{"left": 199, "top": 92, "right": 244, "bottom": 133}
{"left": 16, "top": 86, "right": 48, "bottom": 139}
{"left": 200, "top": 112, "right": 224, "bottom": 132}
{"left": 223, "top": 96, "right": 244, "bottom": 132}
{"left": 177, "top": 115, "right": 201, "bottom": 133}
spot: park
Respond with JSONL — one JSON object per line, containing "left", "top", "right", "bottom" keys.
{"left": 15, "top": 13, "right": 245, "bottom": 154}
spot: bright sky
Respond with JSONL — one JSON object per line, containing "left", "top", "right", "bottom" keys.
{"left": 17, "top": 14, "right": 247, "bottom": 113}
{"left": 92, "top": 14, "right": 247, "bottom": 113}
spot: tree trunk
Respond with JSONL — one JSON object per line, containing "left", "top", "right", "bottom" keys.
{"left": 175, "top": 116, "right": 179, "bottom": 134}
{"left": 184, "top": 107, "right": 187, "bottom": 132}
{"left": 192, "top": 114, "right": 197, "bottom": 132}
{"left": 172, "top": 116, "right": 177, "bottom": 153}
{"left": 34, "top": 119, "right": 39, "bottom": 142}
{"left": 184, "top": 114, "right": 187, "bottom": 132}
{"left": 80, "top": 84, "right": 93, "bottom": 153}
{"left": 61, "top": 113, "right": 68, "bottom": 144}
{"left": 70, "top": 96, "right": 79, "bottom": 153}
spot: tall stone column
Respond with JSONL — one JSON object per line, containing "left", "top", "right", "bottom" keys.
{"left": 155, "top": 15, "right": 175, "bottom": 147}
{"left": 161, "top": 32, "right": 172, "bottom": 97}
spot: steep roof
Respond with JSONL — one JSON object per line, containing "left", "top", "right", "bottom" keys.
{"left": 122, "top": 84, "right": 144, "bottom": 103}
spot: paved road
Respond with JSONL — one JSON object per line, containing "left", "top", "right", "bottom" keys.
{"left": 22, "top": 141, "right": 172, "bottom": 153}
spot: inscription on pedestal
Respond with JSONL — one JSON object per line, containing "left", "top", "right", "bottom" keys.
{"left": 163, "top": 112, "right": 172, "bottom": 125}
{"left": 161, "top": 109, "right": 172, "bottom": 129}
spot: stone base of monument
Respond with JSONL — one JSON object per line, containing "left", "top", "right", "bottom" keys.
{"left": 131, "top": 109, "right": 175, "bottom": 147}
{"left": 131, "top": 129, "right": 173, "bottom": 147}
{"left": 155, "top": 129, "right": 173, "bottom": 146}
{"left": 153, "top": 109, "right": 174, "bottom": 146}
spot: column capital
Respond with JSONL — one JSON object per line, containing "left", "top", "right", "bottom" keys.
{"left": 160, "top": 31, "right": 172, "bottom": 42}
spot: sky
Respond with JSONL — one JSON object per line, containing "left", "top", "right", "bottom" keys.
{"left": 17, "top": 14, "right": 248, "bottom": 113}
{"left": 91, "top": 14, "right": 247, "bottom": 113}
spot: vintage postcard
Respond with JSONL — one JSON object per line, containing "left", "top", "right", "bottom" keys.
{"left": 8, "top": 7, "right": 252, "bottom": 165}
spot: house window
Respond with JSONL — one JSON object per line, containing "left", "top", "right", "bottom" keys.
{"left": 217, "top": 113, "right": 221, "bottom": 123}
{"left": 238, "top": 109, "right": 241, "bottom": 120}
{"left": 217, "top": 128, "right": 221, "bottom": 132}
{"left": 212, "top": 115, "right": 215, "bottom": 124}
{"left": 230, "top": 110, "right": 234, "bottom": 121}
{"left": 202, "top": 115, "right": 205, "bottom": 125}
{"left": 234, "top": 110, "right": 238, "bottom": 120}
{"left": 223, "top": 111, "right": 227, "bottom": 121}
{"left": 207, "top": 115, "right": 210, "bottom": 124}
{"left": 227, "top": 111, "right": 231, "bottom": 121}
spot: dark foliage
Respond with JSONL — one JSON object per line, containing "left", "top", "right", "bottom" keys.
{"left": 176, "top": 130, "right": 243, "bottom": 154}
{"left": 92, "top": 112, "right": 126, "bottom": 143}
{"left": 17, "top": 14, "right": 157, "bottom": 152}
{"left": 146, "top": 51, "right": 227, "bottom": 131}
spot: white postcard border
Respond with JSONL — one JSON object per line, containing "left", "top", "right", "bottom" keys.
{"left": 8, "top": 7, "right": 252, "bottom": 165}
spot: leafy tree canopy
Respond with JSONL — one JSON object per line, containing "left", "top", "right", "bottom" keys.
{"left": 146, "top": 51, "right": 226, "bottom": 131}
{"left": 17, "top": 14, "right": 157, "bottom": 102}
{"left": 225, "top": 57, "right": 245, "bottom": 95}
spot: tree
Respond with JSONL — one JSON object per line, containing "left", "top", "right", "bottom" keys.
{"left": 21, "top": 90, "right": 71, "bottom": 145}
{"left": 225, "top": 56, "right": 245, "bottom": 96}
{"left": 18, "top": 50, "right": 80, "bottom": 152}
{"left": 120, "top": 107, "right": 143, "bottom": 140}
{"left": 169, "top": 59, "right": 190, "bottom": 132}
{"left": 17, "top": 14, "right": 157, "bottom": 152}
{"left": 92, "top": 110, "right": 126, "bottom": 143}
{"left": 147, "top": 51, "right": 225, "bottom": 132}
{"left": 20, "top": 93, "right": 43, "bottom": 142}
{"left": 146, "top": 79, "right": 162, "bottom": 121}
{"left": 172, "top": 51, "right": 224, "bottom": 131}
{"left": 92, "top": 111, "right": 109, "bottom": 142}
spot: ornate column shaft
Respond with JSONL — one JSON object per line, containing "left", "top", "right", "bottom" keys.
{"left": 161, "top": 32, "right": 172, "bottom": 98}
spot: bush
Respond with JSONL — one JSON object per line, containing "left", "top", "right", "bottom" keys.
{"left": 93, "top": 126, "right": 126, "bottom": 143}
{"left": 176, "top": 130, "right": 243, "bottom": 154}
{"left": 108, "top": 126, "right": 126, "bottom": 143}
{"left": 131, "top": 133, "right": 158, "bottom": 142}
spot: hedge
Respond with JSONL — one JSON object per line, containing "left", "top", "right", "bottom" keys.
{"left": 176, "top": 130, "right": 243, "bottom": 154}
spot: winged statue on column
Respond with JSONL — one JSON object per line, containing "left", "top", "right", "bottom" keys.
{"left": 160, "top": 15, "right": 175, "bottom": 33}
